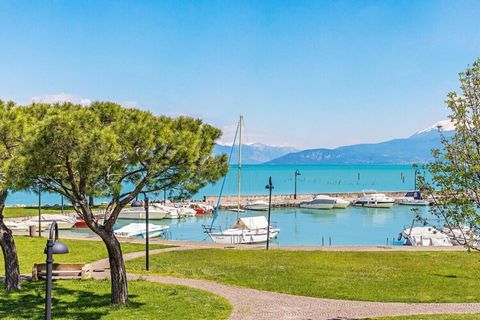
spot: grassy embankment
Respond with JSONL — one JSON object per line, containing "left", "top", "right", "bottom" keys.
{"left": 0, "top": 237, "right": 231, "bottom": 319}
{"left": 126, "top": 249, "right": 480, "bottom": 303}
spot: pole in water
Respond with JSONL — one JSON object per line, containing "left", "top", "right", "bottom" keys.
{"left": 265, "top": 176, "right": 274, "bottom": 251}
{"left": 357, "top": 173, "right": 360, "bottom": 181}
{"left": 329, "top": 236, "right": 331, "bottom": 246}
{"left": 322, "top": 236, "right": 324, "bottom": 246}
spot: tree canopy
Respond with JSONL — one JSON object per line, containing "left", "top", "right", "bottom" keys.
{"left": 422, "top": 58, "right": 480, "bottom": 247}
{"left": 11, "top": 101, "right": 228, "bottom": 303}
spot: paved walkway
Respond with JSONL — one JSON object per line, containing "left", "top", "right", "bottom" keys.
{"left": 90, "top": 244, "right": 480, "bottom": 320}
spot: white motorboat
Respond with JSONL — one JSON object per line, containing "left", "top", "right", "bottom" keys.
{"left": 175, "top": 205, "right": 197, "bottom": 217}
{"left": 26, "top": 214, "right": 76, "bottom": 230}
{"left": 5, "top": 220, "right": 30, "bottom": 232}
{"left": 118, "top": 205, "right": 168, "bottom": 220}
{"left": 399, "top": 226, "right": 453, "bottom": 246}
{"left": 152, "top": 204, "right": 180, "bottom": 219}
{"left": 207, "top": 216, "right": 279, "bottom": 244}
{"left": 333, "top": 197, "right": 350, "bottom": 208}
{"left": 353, "top": 191, "right": 395, "bottom": 208}
{"left": 300, "top": 195, "right": 336, "bottom": 209}
{"left": 442, "top": 226, "right": 479, "bottom": 247}
{"left": 396, "top": 191, "right": 430, "bottom": 206}
{"left": 114, "top": 223, "right": 169, "bottom": 239}
{"left": 244, "top": 200, "right": 269, "bottom": 211}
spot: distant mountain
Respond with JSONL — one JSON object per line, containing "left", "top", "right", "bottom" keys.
{"left": 266, "top": 120, "right": 455, "bottom": 165}
{"left": 214, "top": 143, "right": 298, "bottom": 164}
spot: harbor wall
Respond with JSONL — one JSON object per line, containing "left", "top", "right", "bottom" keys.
{"left": 204, "top": 191, "right": 410, "bottom": 209}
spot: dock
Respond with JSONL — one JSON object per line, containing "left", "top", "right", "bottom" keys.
{"left": 204, "top": 191, "right": 410, "bottom": 209}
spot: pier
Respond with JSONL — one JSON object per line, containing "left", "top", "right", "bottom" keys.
{"left": 204, "top": 191, "right": 410, "bottom": 209}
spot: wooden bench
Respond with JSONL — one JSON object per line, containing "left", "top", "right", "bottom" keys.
{"left": 32, "top": 263, "right": 92, "bottom": 281}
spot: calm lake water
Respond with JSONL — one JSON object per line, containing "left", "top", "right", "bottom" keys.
{"left": 69, "top": 205, "right": 434, "bottom": 246}
{"left": 14, "top": 164, "right": 435, "bottom": 246}
{"left": 8, "top": 164, "right": 427, "bottom": 205}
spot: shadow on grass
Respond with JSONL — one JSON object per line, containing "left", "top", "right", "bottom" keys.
{"left": 0, "top": 280, "right": 143, "bottom": 319}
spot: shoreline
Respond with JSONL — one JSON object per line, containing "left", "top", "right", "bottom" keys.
{"left": 12, "top": 232, "right": 470, "bottom": 252}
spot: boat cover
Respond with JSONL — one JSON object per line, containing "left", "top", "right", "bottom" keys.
{"left": 234, "top": 216, "right": 268, "bottom": 230}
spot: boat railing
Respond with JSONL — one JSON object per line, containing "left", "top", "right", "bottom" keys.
{"left": 202, "top": 224, "right": 222, "bottom": 233}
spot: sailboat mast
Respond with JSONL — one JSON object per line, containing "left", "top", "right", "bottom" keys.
{"left": 237, "top": 115, "right": 243, "bottom": 217}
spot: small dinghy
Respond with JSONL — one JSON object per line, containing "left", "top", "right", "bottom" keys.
{"left": 114, "top": 223, "right": 169, "bottom": 239}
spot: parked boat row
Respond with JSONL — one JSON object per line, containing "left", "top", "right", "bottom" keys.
{"left": 6, "top": 214, "right": 79, "bottom": 231}
{"left": 118, "top": 201, "right": 213, "bottom": 220}
{"left": 298, "top": 190, "right": 432, "bottom": 210}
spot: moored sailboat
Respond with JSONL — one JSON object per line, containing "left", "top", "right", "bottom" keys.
{"left": 204, "top": 116, "right": 280, "bottom": 244}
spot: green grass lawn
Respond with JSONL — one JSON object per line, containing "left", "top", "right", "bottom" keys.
{"left": 371, "top": 315, "right": 480, "bottom": 320}
{"left": 126, "top": 249, "right": 480, "bottom": 303}
{"left": 0, "top": 279, "right": 231, "bottom": 320}
{"left": 3, "top": 205, "right": 106, "bottom": 218}
{"left": 0, "top": 236, "right": 170, "bottom": 274}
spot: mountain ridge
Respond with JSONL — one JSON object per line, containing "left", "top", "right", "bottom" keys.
{"left": 265, "top": 120, "right": 454, "bottom": 165}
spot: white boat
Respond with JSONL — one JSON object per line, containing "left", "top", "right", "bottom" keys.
{"left": 442, "top": 226, "right": 479, "bottom": 247}
{"left": 175, "top": 205, "right": 197, "bottom": 217}
{"left": 152, "top": 204, "right": 180, "bottom": 219}
{"left": 300, "top": 195, "right": 336, "bottom": 209}
{"left": 206, "top": 116, "right": 280, "bottom": 244}
{"left": 396, "top": 191, "right": 430, "bottom": 206}
{"left": 333, "top": 197, "right": 350, "bottom": 209}
{"left": 5, "top": 220, "right": 30, "bottom": 232}
{"left": 118, "top": 205, "right": 168, "bottom": 220}
{"left": 245, "top": 200, "right": 269, "bottom": 211}
{"left": 26, "top": 214, "right": 76, "bottom": 230}
{"left": 208, "top": 216, "right": 279, "bottom": 244}
{"left": 399, "top": 226, "right": 453, "bottom": 246}
{"left": 353, "top": 191, "right": 395, "bottom": 208}
{"left": 114, "top": 223, "right": 169, "bottom": 238}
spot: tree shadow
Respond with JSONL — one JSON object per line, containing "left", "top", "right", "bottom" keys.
{"left": 0, "top": 280, "right": 143, "bottom": 319}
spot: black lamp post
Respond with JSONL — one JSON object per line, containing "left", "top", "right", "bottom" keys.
{"left": 38, "top": 183, "right": 42, "bottom": 237}
{"left": 265, "top": 176, "right": 274, "bottom": 250}
{"left": 143, "top": 193, "right": 150, "bottom": 271}
{"left": 294, "top": 169, "right": 301, "bottom": 200}
{"left": 44, "top": 221, "right": 69, "bottom": 320}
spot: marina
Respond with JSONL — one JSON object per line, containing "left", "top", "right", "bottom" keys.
{"left": 60, "top": 201, "right": 435, "bottom": 246}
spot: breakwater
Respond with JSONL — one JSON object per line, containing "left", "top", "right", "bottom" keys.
{"left": 204, "top": 191, "right": 410, "bottom": 209}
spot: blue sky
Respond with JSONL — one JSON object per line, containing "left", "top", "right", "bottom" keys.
{"left": 1, "top": 1, "right": 479, "bottom": 149}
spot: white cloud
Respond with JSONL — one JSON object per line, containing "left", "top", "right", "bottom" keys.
{"left": 31, "top": 93, "right": 92, "bottom": 106}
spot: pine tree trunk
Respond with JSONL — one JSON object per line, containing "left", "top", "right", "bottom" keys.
{"left": 98, "top": 230, "right": 128, "bottom": 305}
{"left": 0, "top": 192, "right": 21, "bottom": 291}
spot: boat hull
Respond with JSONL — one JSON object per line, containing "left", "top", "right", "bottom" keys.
{"left": 353, "top": 201, "right": 394, "bottom": 208}
{"left": 244, "top": 205, "right": 269, "bottom": 211}
{"left": 118, "top": 211, "right": 167, "bottom": 220}
{"left": 300, "top": 202, "right": 335, "bottom": 209}
{"left": 333, "top": 201, "right": 350, "bottom": 209}
{"left": 397, "top": 199, "right": 430, "bottom": 206}
{"left": 209, "top": 228, "right": 279, "bottom": 244}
